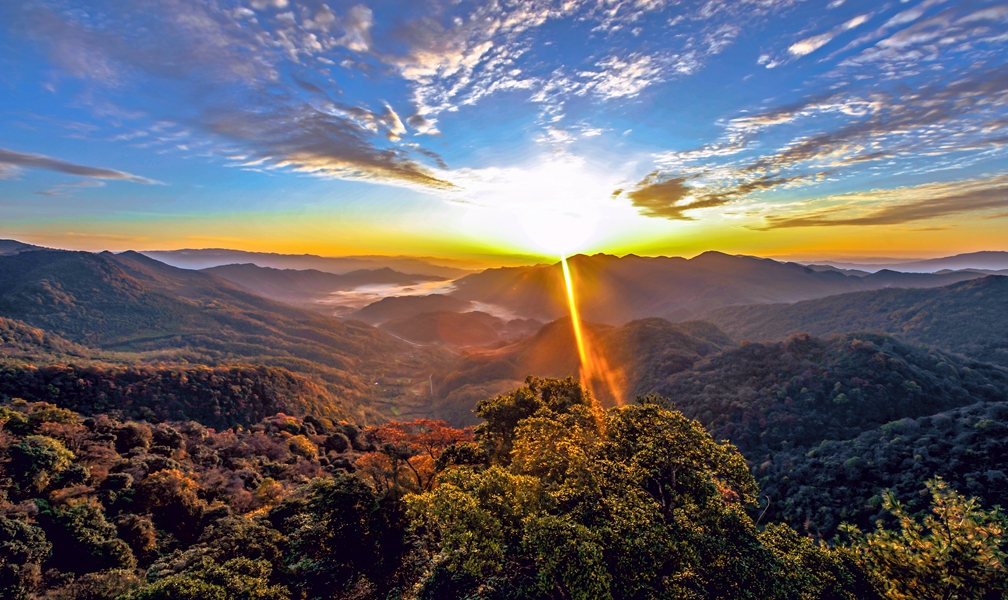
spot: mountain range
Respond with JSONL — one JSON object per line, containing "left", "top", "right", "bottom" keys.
{"left": 141, "top": 248, "right": 476, "bottom": 279}
{"left": 799, "top": 251, "right": 1008, "bottom": 273}
{"left": 705, "top": 275, "right": 1008, "bottom": 367}
{"left": 0, "top": 248, "right": 460, "bottom": 422}
{"left": 202, "top": 263, "right": 445, "bottom": 310}
{"left": 448, "top": 252, "right": 990, "bottom": 324}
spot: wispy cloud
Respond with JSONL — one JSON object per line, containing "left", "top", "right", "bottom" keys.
{"left": 0, "top": 148, "right": 157, "bottom": 184}
{"left": 36, "top": 179, "right": 107, "bottom": 197}
{"left": 14, "top": 0, "right": 451, "bottom": 190}
{"left": 756, "top": 176, "right": 1008, "bottom": 229}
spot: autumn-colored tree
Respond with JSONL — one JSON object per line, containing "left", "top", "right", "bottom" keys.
{"left": 136, "top": 468, "right": 206, "bottom": 542}
{"left": 365, "top": 418, "right": 473, "bottom": 492}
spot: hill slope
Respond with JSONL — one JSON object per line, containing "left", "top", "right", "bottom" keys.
{"left": 705, "top": 276, "right": 1008, "bottom": 367}
{"left": 761, "top": 400, "right": 1008, "bottom": 538}
{"left": 654, "top": 333, "right": 1008, "bottom": 457}
{"left": 433, "top": 317, "right": 736, "bottom": 424}
{"left": 0, "top": 249, "right": 454, "bottom": 422}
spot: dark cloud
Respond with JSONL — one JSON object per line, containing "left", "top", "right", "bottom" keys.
{"left": 758, "top": 179, "right": 1008, "bottom": 229}
{"left": 0, "top": 148, "right": 157, "bottom": 184}
{"left": 623, "top": 172, "right": 805, "bottom": 220}
{"left": 206, "top": 103, "right": 453, "bottom": 189}
{"left": 412, "top": 147, "right": 449, "bottom": 170}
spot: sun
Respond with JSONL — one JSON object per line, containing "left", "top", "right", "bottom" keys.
{"left": 522, "top": 206, "right": 598, "bottom": 256}
{"left": 445, "top": 154, "right": 623, "bottom": 258}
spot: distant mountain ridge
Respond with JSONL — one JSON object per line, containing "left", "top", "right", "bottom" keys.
{"left": 202, "top": 263, "right": 445, "bottom": 309}
{"left": 0, "top": 239, "right": 44, "bottom": 255}
{"left": 705, "top": 275, "right": 1008, "bottom": 367}
{"left": 142, "top": 248, "right": 475, "bottom": 279}
{"left": 448, "top": 252, "right": 989, "bottom": 324}
{"left": 802, "top": 251, "right": 1008, "bottom": 273}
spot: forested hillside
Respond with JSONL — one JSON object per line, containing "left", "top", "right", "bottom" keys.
{"left": 706, "top": 275, "right": 1008, "bottom": 367}
{"left": 761, "top": 400, "right": 1008, "bottom": 538}
{"left": 0, "top": 250, "right": 459, "bottom": 423}
{"left": 0, "top": 364, "right": 338, "bottom": 427}
{"left": 654, "top": 333, "right": 1008, "bottom": 456}
{"left": 432, "top": 317, "right": 735, "bottom": 423}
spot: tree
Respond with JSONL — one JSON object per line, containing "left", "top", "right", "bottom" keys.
{"left": 136, "top": 469, "right": 206, "bottom": 542}
{"left": 123, "top": 557, "right": 288, "bottom": 600}
{"left": 6, "top": 435, "right": 74, "bottom": 495}
{"left": 269, "top": 474, "right": 405, "bottom": 598}
{"left": 0, "top": 517, "right": 50, "bottom": 600}
{"left": 406, "top": 378, "right": 876, "bottom": 599}
{"left": 843, "top": 477, "right": 1008, "bottom": 600}
{"left": 37, "top": 498, "right": 136, "bottom": 574}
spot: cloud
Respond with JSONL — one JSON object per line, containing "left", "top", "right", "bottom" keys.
{"left": 788, "top": 12, "right": 872, "bottom": 57}
{"left": 789, "top": 33, "right": 835, "bottom": 57}
{"left": 36, "top": 180, "right": 107, "bottom": 197}
{"left": 14, "top": 0, "right": 452, "bottom": 191}
{"left": 620, "top": 171, "right": 809, "bottom": 220}
{"left": 0, "top": 148, "right": 158, "bottom": 184}
{"left": 757, "top": 176, "right": 1008, "bottom": 229}
{"left": 582, "top": 53, "right": 663, "bottom": 100}
{"left": 207, "top": 102, "right": 454, "bottom": 189}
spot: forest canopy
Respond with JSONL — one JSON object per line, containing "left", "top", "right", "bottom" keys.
{"left": 4, "top": 377, "right": 1004, "bottom": 599}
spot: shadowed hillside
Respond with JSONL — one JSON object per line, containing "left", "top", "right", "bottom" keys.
{"left": 705, "top": 276, "right": 1008, "bottom": 367}
{"left": 761, "top": 400, "right": 1008, "bottom": 539}
{"left": 448, "top": 252, "right": 986, "bottom": 324}
{"left": 346, "top": 294, "right": 474, "bottom": 325}
{"left": 0, "top": 363, "right": 335, "bottom": 427}
{"left": 653, "top": 333, "right": 1008, "bottom": 457}
{"left": 432, "top": 317, "right": 736, "bottom": 424}
{"left": 0, "top": 249, "right": 460, "bottom": 423}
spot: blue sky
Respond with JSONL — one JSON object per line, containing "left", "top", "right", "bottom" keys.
{"left": 1, "top": 0, "right": 1007, "bottom": 261}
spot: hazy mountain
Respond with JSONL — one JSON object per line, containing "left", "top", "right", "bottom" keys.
{"left": 202, "top": 263, "right": 444, "bottom": 308}
{"left": 804, "top": 251, "right": 1008, "bottom": 273}
{"left": 0, "top": 248, "right": 457, "bottom": 422}
{"left": 448, "top": 252, "right": 987, "bottom": 324}
{"left": 346, "top": 294, "right": 475, "bottom": 325}
{"left": 143, "top": 248, "right": 475, "bottom": 279}
{"left": 705, "top": 275, "right": 1008, "bottom": 367}
{"left": 379, "top": 310, "right": 542, "bottom": 347}
{"left": 432, "top": 317, "right": 736, "bottom": 424}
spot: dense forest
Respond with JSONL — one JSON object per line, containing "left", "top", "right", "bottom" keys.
{"left": 2, "top": 378, "right": 1006, "bottom": 599}
{"left": 655, "top": 332, "right": 1008, "bottom": 455}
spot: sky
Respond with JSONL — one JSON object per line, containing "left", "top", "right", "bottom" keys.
{"left": 1, "top": 0, "right": 1007, "bottom": 263}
